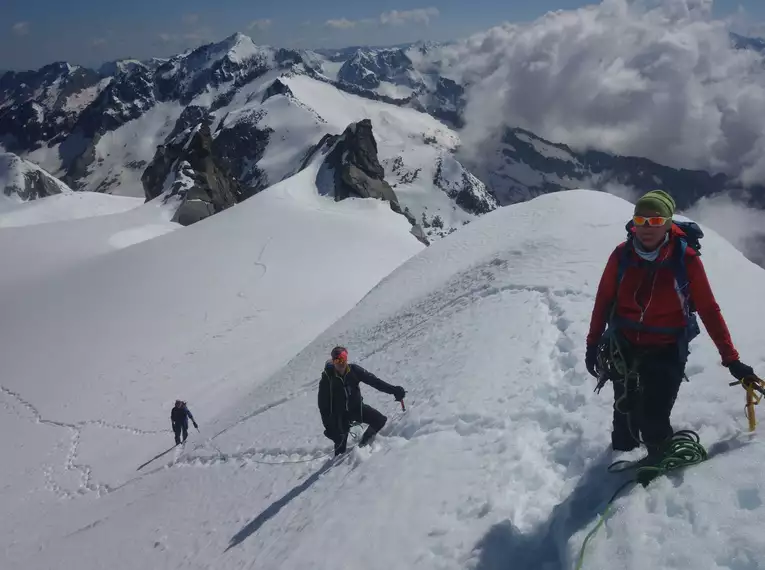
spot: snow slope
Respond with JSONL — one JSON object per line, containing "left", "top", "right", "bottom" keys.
{"left": 2, "top": 189, "right": 764, "bottom": 570}
{"left": 0, "top": 192, "right": 143, "bottom": 228}
{"left": 0, "top": 197, "right": 179, "bottom": 291}
{"left": 0, "top": 158, "right": 424, "bottom": 570}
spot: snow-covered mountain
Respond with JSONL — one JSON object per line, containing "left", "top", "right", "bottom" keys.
{"left": 2, "top": 31, "right": 764, "bottom": 249}
{"left": 474, "top": 127, "right": 731, "bottom": 209}
{"left": 1, "top": 151, "right": 72, "bottom": 203}
{"left": 0, "top": 33, "right": 492, "bottom": 241}
{"left": 2, "top": 189, "right": 763, "bottom": 570}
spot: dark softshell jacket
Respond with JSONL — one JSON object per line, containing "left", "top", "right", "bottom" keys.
{"left": 171, "top": 406, "right": 195, "bottom": 428}
{"left": 318, "top": 363, "right": 395, "bottom": 434}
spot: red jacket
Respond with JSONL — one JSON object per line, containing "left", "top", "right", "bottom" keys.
{"left": 587, "top": 225, "right": 739, "bottom": 364}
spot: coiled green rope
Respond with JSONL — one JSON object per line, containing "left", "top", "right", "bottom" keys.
{"left": 574, "top": 430, "right": 707, "bottom": 570}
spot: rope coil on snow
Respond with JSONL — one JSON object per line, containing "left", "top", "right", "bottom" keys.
{"left": 575, "top": 430, "right": 707, "bottom": 570}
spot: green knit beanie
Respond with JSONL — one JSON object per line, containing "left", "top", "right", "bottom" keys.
{"left": 635, "top": 190, "right": 676, "bottom": 218}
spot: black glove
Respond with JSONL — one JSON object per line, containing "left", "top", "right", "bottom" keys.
{"left": 193, "top": 422, "right": 199, "bottom": 429}
{"left": 726, "top": 360, "right": 755, "bottom": 381}
{"left": 585, "top": 345, "right": 599, "bottom": 379}
{"left": 392, "top": 386, "right": 406, "bottom": 401}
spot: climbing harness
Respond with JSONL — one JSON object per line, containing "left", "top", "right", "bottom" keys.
{"left": 594, "top": 330, "right": 646, "bottom": 447}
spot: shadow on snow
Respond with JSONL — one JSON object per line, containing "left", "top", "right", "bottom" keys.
{"left": 225, "top": 458, "right": 336, "bottom": 552}
{"left": 472, "top": 434, "right": 752, "bottom": 570}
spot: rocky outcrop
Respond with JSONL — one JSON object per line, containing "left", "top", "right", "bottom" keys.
{"left": 432, "top": 155, "right": 498, "bottom": 215}
{"left": 261, "top": 78, "right": 293, "bottom": 103}
{"left": 319, "top": 119, "right": 428, "bottom": 245}
{"left": 326, "top": 120, "right": 398, "bottom": 203}
{"left": 213, "top": 119, "right": 271, "bottom": 198}
{"left": 142, "top": 121, "right": 242, "bottom": 225}
{"left": 0, "top": 152, "right": 71, "bottom": 201}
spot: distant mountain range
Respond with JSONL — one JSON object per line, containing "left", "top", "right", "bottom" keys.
{"left": 2, "top": 31, "right": 764, "bottom": 245}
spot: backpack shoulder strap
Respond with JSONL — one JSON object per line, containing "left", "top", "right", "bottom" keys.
{"left": 672, "top": 236, "right": 692, "bottom": 313}
{"left": 616, "top": 239, "right": 633, "bottom": 286}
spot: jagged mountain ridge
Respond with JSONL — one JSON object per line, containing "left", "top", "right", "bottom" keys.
{"left": 0, "top": 34, "right": 491, "bottom": 241}
{"left": 2, "top": 32, "right": 765, "bottom": 245}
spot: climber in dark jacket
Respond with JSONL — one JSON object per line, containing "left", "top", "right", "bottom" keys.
{"left": 171, "top": 400, "right": 198, "bottom": 445}
{"left": 318, "top": 346, "right": 406, "bottom": 456}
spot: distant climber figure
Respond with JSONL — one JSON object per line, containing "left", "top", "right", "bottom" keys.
{"left": 585, "top": 190, "right": 757, "bottom": 460}
{"left": 171, "top": 400, "right": 198, "bottom": 445}
{"left": 318, "top": 346, "right": 406, "bottom": 456}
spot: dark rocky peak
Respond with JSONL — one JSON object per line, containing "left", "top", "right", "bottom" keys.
{"left": 325, "top": 119, "right": 391, "bottom": 199}
{"left": 212, "top": 116, "right": 271, "bottom": 197}
{"left": 142, "top": 121, "right": 242, "bottom": 225}
{"left": 154, "top": 33, "right": 284, "bottom": 103}
{"left": 317, "top": 118, "right": 428, "bottom": 245}
{"left": 261, "top": 78, "right": 294, "bottom": 103}
{"left": 432, "top": 155, "right": 498, "bottom": 216}
{"left": 0, "top": 101, "right": 58, "bottom": 151}
{"left": 165, "top": 105, "right": 214, "bottom": 145}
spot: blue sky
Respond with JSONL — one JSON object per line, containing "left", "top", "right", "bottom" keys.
{"left": 2, "top": 0, "right": 764, "bottom": 71}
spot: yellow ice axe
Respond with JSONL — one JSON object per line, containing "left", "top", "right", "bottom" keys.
{"left": 730, "top": 375, "right": 765, "bottom": 432}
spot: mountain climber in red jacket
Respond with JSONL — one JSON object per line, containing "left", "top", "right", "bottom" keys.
{"left": 585, "top": 190, "right": 756, "bottom": 458}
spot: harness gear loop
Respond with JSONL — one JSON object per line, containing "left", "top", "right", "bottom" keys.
{"left": 596, "top": 329, "right": 645, "bottom": 446}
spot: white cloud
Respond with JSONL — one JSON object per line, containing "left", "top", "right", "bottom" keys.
{"left": 182, "top": 13, "right": 199, "bottom": 26}
{"left": 684, "top": 193, "right": 765, "bottom": 266}
{"left": 158, "top": 29, "right": 214, "bottom": 45}
{"left": 324, "top": 7, "right": 439, "bottom": 31}
{"left": 380, "top": 7, "right": 440, "bottom": 26}
{"left": 92, "top": 38, "right": 108, "bottom": 47}
{"left": 448, "top": 0, "right": 765, "bottom": 186}
{"left": 12, "top": 22, "right": 30, "bottom": 36}
{"left": 249, "top": 19, "right": 273, "bottom": 31}
{"left": 325, "top": 18, "right": 357, "bottom": 30}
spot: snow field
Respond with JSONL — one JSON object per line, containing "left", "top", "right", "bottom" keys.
{"left": 1, "top": 189, "right": 764, "bottom": 570}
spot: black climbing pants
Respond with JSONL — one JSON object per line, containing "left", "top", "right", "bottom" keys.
{"left": 333, "top": 404, "right": 388, "bottom": 455}
{"left": 173, "top": 424, "right": 188, "bottom": 445}
{"left": 610, "top": 342, "right": 685, "bottom": 455}
{"left": 348, "top": 403, "right": 388, "bottom": 433}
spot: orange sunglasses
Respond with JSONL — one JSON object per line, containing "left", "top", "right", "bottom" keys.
{"left": 633, "top": 215, "right": 671, "bottom": 227}
{"left": 333, "top": 350, "right": 348, "bottom": 363}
